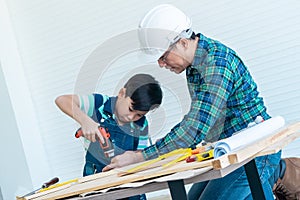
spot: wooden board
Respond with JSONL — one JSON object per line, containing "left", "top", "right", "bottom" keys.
{"left": 118, "top": 151, "right": 190, "bottom": 176}
{"left": 78, "top": 169, "right": 118, "bottom": 183}
{"left": 27, "top": 160, "right": 213, "bottom": 200}
{"left": 213, "top": 122, "right": 300, "bottom": 169}
{"left": 256, "top": 128, "right": 300, "bottom": 157}
{"left": 228, "top": 122, "right": 300, "bottom": 164}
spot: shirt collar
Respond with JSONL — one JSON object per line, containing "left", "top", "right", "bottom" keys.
{"left": 191, "top": 33, "right": 210, "bottom": 68}
{"left": 102, "top": 96, "right": 116, "bottom": 118}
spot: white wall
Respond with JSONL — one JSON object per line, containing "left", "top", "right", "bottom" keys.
{"left": 1, "top": 0, "right": 300, "bottom": 199}
{"left": 0, "top": 62, "right": 33, "bottom": 200}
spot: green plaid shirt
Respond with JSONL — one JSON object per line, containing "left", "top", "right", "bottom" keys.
{"left": 143, "top": 33, "right": 270, "bottom": 160}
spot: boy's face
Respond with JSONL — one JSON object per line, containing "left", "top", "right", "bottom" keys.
{"left": 115, "top": 88, "right": 148, "bottom": 125}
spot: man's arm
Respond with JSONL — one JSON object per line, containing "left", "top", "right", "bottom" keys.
{"left": 55, "top": 94, "right": 103, "bottom": 143}
{"left": 142, "top": 63, "right": 234, "bottom": 159}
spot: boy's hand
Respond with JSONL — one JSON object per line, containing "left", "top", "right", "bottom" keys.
{"left": 102, "top": 151, "right": 145, "bottom": 172}
{"left": 81, "top": 119, "right": 104, "bottom": 143}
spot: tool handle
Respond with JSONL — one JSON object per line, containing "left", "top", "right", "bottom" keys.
{"left": 42, "top": 177, "right": 59, "bottom": 188}
{"left": 75, "top": 129, "right": 83, "bottom": 138}
{"left": 38, "top": 178, "right": 78, "bottom": 193}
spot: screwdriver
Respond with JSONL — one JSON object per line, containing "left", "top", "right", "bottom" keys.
{"left": 21, "top": 177, "right": 59, "bottom": 197}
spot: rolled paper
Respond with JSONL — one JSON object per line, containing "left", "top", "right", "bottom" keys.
{"left": 214, "top": 116, "right": 285, "bottom": 158}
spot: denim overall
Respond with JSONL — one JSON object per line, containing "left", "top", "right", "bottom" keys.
{"left": 83, "top": 96, "right": 146, "bottom": 200}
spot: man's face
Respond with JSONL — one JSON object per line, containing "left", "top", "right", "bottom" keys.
{"left": 157, "top": 42, "right": 189, "bottom": 74}
{"left": 115, "top": 88, "right": 148, "bottom": 125}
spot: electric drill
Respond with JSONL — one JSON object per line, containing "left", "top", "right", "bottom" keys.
{"left": 75, "top": 126, "right": 115, "bottom": 158}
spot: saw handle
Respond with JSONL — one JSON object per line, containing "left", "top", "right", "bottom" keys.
{"left": 42, "top": 177, "right": 59, "bottom": 188}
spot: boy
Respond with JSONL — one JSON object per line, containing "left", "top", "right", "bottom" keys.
{"left": 55, "top": 73, "right": 163, "bottom": 200}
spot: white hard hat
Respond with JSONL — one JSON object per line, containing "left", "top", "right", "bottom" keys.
{"left": 138, "top": 4, "right": 192, "bottom": 61}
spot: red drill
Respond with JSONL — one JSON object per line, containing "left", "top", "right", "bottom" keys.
{"left": 75, "top": 126, "right": 115, "bottom": 158}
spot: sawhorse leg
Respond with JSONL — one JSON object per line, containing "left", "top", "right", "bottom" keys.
{"left": 167, "top": 179, "right": 187, "bottom": 200}
{"left": 244, "top": 159, "right": 266, "bottom": 200}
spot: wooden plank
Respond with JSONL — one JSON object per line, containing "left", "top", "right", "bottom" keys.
{"left": 118, "top": 152, "right": 190, "bottom": 176}
{"left": 78, "top": 169, "right": 118, "bottom": 183}
{"left": 27, "top": 160, "right": 213, "bottom": 200}
{"left": 65, "top": 157, "right": 255, "bottom": 200}
{"left": 228, "top": 122, "right": 300, "bottom": 164}
{"left": 118, "top": 149, "right": 191, "bottom": 176}
{"left": 69, "top": 167, "right": 213, "bottom": 200}
{"left": 212, "top": 122, "right": 300, "bottom": 169}
{"left": 212, "top": 154, "right": 231, "bottom": 169}
{"left": 18, "top": 183, "right": 74, "bottom": 200}
{"left": 256, "top": 129, "right": 300, "bottom": 157}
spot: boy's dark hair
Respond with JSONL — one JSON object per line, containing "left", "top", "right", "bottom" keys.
{"left": 124, "top": 74, "right": 162, "bottom": 111}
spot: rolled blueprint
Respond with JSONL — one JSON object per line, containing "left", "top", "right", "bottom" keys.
{"left": 214, "top": 116, "right": 285, "bottom": 158}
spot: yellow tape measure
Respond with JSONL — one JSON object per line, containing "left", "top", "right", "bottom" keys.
{"left": 195, "top": 149, "right": 214, "bottom": 161}
{"left": 125, "top": 148, "right": 191, "bottom": 174}
{"left": 38, "top": 178, "right": 78, "bottom": 193}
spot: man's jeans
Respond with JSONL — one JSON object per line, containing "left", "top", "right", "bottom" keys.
{"left": 188, "top": 151, "right": 281, "bottom": 200}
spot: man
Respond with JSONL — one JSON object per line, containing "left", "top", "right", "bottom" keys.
{"left": 103, "top": 4, "right": 300, "bottom": 199}
{"left": 56, "top": 73, "right": 163, "bottom": 200}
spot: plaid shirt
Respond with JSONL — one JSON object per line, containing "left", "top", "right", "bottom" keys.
{"left": 142, "top": 33, "right": 270, "bottom": 160}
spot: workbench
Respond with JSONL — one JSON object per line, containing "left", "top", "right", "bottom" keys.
{"left": 64, "top": 157, "right": 264, "bottom": 200}
{"left": 19, "top": 122, "right": 300, "bottom": 200}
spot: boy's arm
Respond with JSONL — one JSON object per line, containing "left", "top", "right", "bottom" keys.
{"left": 55, "top": 94, "right": 104, "bottom": 143}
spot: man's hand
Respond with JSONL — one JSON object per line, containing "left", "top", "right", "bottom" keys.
{"left": 102, "top": 151, "right": 145, "bottom": 172}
